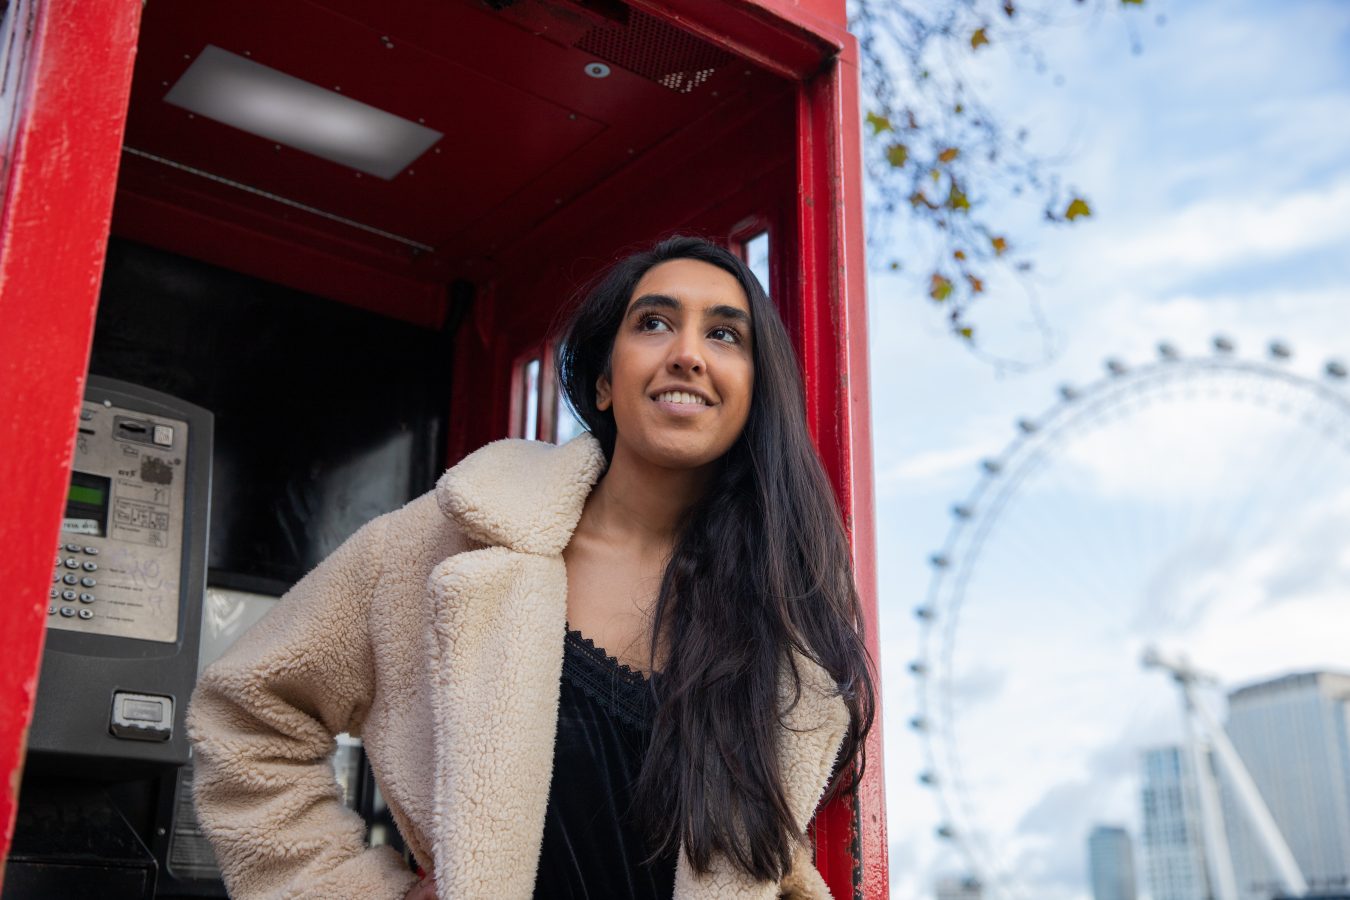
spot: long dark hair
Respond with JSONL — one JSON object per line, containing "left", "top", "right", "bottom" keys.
{"left": 556, "top": 235, "right": 875, "bottom": 881}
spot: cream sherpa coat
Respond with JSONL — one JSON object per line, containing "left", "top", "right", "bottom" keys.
{"left": 187, "top": 433, "right": 850, "bottom": 900}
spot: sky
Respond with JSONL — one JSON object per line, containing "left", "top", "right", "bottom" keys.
{"left": 862, "top": 1, "right": 1350, "bottom": 897}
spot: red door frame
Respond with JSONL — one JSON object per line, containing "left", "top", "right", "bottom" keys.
{"left": 0, "top": 0, "right": 144, "bottom": 883}
{"left": 0, "top": 1, "right": 886, "bottom": 895}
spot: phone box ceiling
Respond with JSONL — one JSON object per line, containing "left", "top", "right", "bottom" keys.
{"left": 116, "top": 0, "right": 789, "bottom": 290}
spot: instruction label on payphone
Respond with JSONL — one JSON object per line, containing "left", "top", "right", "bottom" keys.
{"left": 49, "top": 399, "right": 188, "bottom": 643}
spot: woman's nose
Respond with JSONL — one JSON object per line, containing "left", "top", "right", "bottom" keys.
{"left": 667, "top": 338, "right": 704, "bottom": 374}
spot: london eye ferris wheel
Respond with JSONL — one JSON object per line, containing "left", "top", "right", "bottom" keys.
{"left": 906, "top": 336, "right": 1350, "bottom": 899}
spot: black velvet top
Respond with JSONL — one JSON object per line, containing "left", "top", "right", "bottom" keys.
{"left": 532, "top": 629, "right": 676, "bottom": 900}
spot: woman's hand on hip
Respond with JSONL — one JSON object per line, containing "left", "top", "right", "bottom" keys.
{"left": 404, "top": 875, "right": 437, "bottom": 900}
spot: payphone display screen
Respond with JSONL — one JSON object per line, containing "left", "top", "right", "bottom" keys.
{"left": 65, "top": 472, "right": 111, "bottom": 537}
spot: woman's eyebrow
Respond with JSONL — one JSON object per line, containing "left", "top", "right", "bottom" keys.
{"left": 706, "top": 304, "right": 751, "bottom": 327}
{"left": 628, "top": 294, "right": 680, "bottom": 316}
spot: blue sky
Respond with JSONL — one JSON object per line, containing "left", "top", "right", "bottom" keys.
{"left": 864, "top": 1, "right": 1350, "bottom": 897}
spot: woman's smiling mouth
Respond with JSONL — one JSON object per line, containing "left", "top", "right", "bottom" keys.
{"left": 653, "top": 390, "right": 709, "bottom": 406}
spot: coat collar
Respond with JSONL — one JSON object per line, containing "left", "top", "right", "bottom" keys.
{"left": 435, "top": 433, "right": 608, "bottom": 556}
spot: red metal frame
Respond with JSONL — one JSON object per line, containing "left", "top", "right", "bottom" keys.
{"left": 0, "top": 0, "right": 144, "bottom": 877}
{"left": 0, "top": 1, "right": 886, "bottom": 895}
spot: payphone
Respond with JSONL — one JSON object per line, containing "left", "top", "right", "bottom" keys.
{"left": 5, "top": 376, "right": 212, "bottom": 898}
{"left": 28, "top": 375, "right": 212, "bottom": 764}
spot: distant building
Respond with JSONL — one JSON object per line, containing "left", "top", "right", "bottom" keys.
{"left": 1088, "top": 825, "right": 1138, "bottom": 900}
{"left": 934, "top": 875, "right": 983, "bottom": 900}
{"left": 1141, "top": 745, "right": 1210, "bottom": 900}
{"left": 1223, "top": 671, "right": 1350, "bottom": 900}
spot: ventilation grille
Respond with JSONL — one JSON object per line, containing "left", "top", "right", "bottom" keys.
{"left": 575, "top": 9, "right": 730, "bottom": 95}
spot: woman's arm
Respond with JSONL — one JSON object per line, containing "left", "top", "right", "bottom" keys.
{"left": 186, "top": 514, "right": 420, "bottom": 900}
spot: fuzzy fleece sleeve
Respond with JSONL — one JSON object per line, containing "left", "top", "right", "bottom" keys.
{"left": 186, "top": 514, "right": 419, "bottom": 900}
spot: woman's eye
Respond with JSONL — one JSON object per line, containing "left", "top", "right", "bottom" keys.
{"left": 638, "top": 316, "right": 671, "bottom": 332}
{"left": 709, "top": 326, "right": 741, "bottom": 344}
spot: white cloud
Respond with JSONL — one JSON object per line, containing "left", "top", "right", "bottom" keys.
{"left": 876, "top": 443, "right": 990, "bottom": 492}
{"left": 1102, "top": 176, "right": 1350, "bottom": 275}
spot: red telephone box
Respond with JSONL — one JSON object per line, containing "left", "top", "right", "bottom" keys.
{"left": 0, "top": 0, "right": 885, "bottom": 895}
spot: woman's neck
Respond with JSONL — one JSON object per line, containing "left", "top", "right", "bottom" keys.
{"left": 580, "top": 443, "right": 713, "bottom": 551}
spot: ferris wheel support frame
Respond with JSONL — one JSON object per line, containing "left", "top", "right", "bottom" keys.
{"left": 1142, "top": 646, "right": 1310, "bottom": 899}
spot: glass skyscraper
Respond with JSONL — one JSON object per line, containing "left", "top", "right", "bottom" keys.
{"left": 1223, "top": 671, "right": 1350, "bottom": 899}
{"left": 1088, "top": 825, "right": 1138, "bottom": 900}
{"left": 1141, "top": 745, "right": 1211, "bottom": 900}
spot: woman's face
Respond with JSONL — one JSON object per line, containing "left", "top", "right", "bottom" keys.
{"left": 597, "top": 258, "right": 755, "bottom": 472}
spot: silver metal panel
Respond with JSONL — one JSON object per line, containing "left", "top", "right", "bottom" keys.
{"left": 49, "top": 398, "right": 189, "bottom": 643}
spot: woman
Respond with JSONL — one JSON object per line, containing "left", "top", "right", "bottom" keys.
{"left": 187, "top": 236, "right": 874, "bottom": 900}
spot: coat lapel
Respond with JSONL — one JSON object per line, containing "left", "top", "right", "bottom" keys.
{"left": 427, "top": 436, "right": 606, "bottom": 898}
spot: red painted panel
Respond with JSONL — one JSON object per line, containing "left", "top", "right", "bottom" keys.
{"left": 0, "top": 0, "right": 143, "bottom": 873}
{"left": 634, "top": 0, "right": 845, "bottom": 79}
{"left": 113, "top": 189, "right": 448, "bottom": 329}
{"left": 792, "top": 41, "right": 888, "bottom": 900}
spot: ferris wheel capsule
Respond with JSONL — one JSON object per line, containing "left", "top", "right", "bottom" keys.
{"left": 1016, "top": 417, "right": 1038, "bottom": 434}
{"left": 951, "top": 504, "right": 973, "bottom": 519}
{"left": 918, "top": 770, "right": 937, "bottom": 786}
{"left": 909, "top": 716, "right": 928, "bottom": 731}
{"left": 908, "top": 661, "right": 928, "bottom": 676}
{"left": 981, "top": 459, "right": 1003, "bottom": 475}
{"left": 1158, "top": 341, "right": 1180, "bottom": 361}
{"left": 1059, "top": 384, "right": 1079, "bottom": 401}
{"left": 930, "top": 553, "right": 950, "bottom": 568}
{"left": 1213, "top": 334, "right": 1236, "bottom": 354}
{"left": 1269, "top": 340, "right": 1292, "bottom": 361}
{"left": 1327, "top": 360, "right": 1348, "bottom": 380}
{"left": 936, "top": 824, "right": 955, "bottom": 840}
{"left": 1105, "top": 358, "right": 1128, "bottom": 376}
{"left": 914, "top": 606, "right": 935, "bottom": 621}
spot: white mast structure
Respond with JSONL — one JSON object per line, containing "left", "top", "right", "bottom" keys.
{"left": 1141, "top": 646, "right": 1310, "bottom": 900}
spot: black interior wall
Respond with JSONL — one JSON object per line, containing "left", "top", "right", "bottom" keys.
{"left": 89, "top": 239, "right": 451, "bottom": 590}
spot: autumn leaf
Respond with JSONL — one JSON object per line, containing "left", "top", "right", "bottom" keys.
{"left": 889, "top": 260, "right": 901, "bottom": 271}
{"left": 930, "top": 273, "right": 954, "bottom": 301}
{"left": 946, "top": 182, "right": 970, "bottom": 212}
{"left": 1003, "top": 0, "right": 1016, "bottom": 16}
{"left": 885, "top": 142, "right": 909, "bottom": 167}
{"left": 1120, "top": 0, "right": 1144, "bottom": 5}
{"left": 958, "top": 326, "right": 975, "bottom": 340}
{"left": 866, "top": 112, "right": 894, "bottom": 136}
{"left": 938, "top": 147, "right": 959, "bottom": 164}
{"left": 908, "top": 190, "right": 937, "bottom": 210}
{"left": 991, "top": 235, "right": 1009, "bottom": 256}
{"left": 970, "top": 27, "right": 990, "bottom": 50}
{"left": 1065, "top": 196, "right": 1092, "bottom": 221}
{"left": 966, "top": 274, "right": 984, "bottom": 294}
{"left": 953, "top": 249, "right": 966, "bottom": 261}
{"left": 930, "top": 168, "right": 941, "bottom": 183}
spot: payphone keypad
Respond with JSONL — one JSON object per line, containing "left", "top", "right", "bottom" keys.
{"left": 50, "top": 545, "right": 104, "bottom": 620}
{"left": 48, "top": 399, "right": 189, "bottom": 643}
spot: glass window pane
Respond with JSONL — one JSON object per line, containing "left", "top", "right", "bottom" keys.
{"left": 555, "top": 383, "right": 586, "bottom": 444}
{"left": 523, "top": 358, "right": 541, "bottom": 440}
{"left": 745, "top": 230, "right": 770, "bottom": 298}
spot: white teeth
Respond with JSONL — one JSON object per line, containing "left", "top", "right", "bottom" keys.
{"left": 656, "top": 391, "right": 707, "bottom": 406}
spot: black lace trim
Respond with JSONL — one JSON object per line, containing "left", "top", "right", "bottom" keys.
{"left": 562, "top": 628, "right": 657, "bottom": 731}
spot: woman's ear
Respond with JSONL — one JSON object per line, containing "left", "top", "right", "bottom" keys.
{"left": 596, "top": 374, "right": 612, "bottom": 412}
